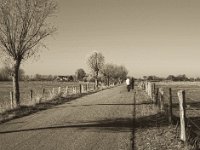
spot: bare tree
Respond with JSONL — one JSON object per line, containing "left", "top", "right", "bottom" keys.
{"left": 114, "top": 65, "right": 128, "bottom": 81}
{"left": 101, "top": 63, "right": 115, "bottom": 86}
{"left": 87, "top": 52, "right": 105, "bottom": 87}
{"left": 0, "top": 0, "right": 57, "bottom": 107}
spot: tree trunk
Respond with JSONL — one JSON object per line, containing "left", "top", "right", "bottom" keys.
{"left": 107, "top": 76, "right": 110, "bottom": 86}
{"left": 12, "top": 60, "right": 21, "bottom": 108}
{"left": 95, "top": 71, "right": 99, "bottom": 88}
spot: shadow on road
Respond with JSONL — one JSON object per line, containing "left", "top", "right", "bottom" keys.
{"left": 55, "top": 102, "right": 154, "bottom": 108}
{"left": 0, "top": 113, "right": 169, "bottom": 135}
{"left": 0, "top": 117, "right": 134, "bottom": 134}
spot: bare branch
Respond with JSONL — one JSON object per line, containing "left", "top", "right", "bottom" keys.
{"left": 87, "top": 52, "right": 105, "bottom": 74}
{"left": 0, "top": 0, "right": 57, "bottom": 62}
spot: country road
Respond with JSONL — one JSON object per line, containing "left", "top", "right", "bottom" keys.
{"left": 0, "top": 86, "right": 135, "bottom": 150}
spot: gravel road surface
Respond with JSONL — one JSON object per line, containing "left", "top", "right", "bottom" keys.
{"left": 0, "top": 86, "right": 135, "bottom": 150}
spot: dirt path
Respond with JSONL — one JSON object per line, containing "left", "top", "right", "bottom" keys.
{"left": 0, "top": 86, "right": 135, "bottom": 150}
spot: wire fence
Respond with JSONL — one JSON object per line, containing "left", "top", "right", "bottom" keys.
{"left": 138, "top": 81, "right": 200, "bottom": 148}
{"left": 0, "top": 82, "right": 99, "bottom": 113}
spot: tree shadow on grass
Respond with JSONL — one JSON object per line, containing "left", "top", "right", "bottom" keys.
{"left": 135, "top": 113, "right": 169, "bottom": 128}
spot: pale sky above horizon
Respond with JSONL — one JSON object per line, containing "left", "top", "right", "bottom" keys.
{"left": 2, "top": 0, "right": 200, "bottom": 78}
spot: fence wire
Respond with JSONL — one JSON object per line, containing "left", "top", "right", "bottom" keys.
{"left": 138, "top": 81, "right": 200, "bottom": 146}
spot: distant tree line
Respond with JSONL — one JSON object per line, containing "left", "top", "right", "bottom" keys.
{"left": 27, "top": 74, "right": 57, "bottom": 81}
{"left": 1, "top": 64, "right": 199, "bottom": 83}
{"left": 101, "top": 64, "right": 128, "bottom": 86}
{"left": 142, "top": 74, "right": 200, "bottom": 82}
{"left": 166, "top": 74, "right": 189, "bottom": 81}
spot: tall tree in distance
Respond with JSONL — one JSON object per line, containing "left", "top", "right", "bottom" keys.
{"left": 75, "top": 68, "right": 86, "bottom": 81}
{"left": 87, "top": 52, "right": 105, "bottom": 87}
{"left": 0, "top": 0, "right": 57, "bottom": 107}
{"left": 114, "top": 65, "right": 128, "bottom": 82}
{"left": 101, "top": 63, "right": 115, "bottom": 86}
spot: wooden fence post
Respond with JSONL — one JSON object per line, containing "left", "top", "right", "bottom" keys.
{"left": 142, "top": 82, "right": 144, "bottom": 90}
{"left": 148, "top": 82, "right": 152, "bottom": 100}
{"left": 152, "top": 83, "right": 156, "bottom": 102}
{"left": 155, "top": 88, "right": 159, "bottom": 105}
{"left": 58, "top": 87, "right": 61, "bottom": 94}
{"left": 169, "top": 88, "right": 173, "bottom": 124}
{"left": 147, "top": 82, "right": 149, "bottom": 95}
{"left": 82, "top": 84, "right": 84, "bottom": 93}
{"left": 138, "top": 82, "right": 141, "bottom": 89}
{"left": 30, "top": 90, "right": 33, "bottom": 101}
{"left": 145, "top": 81, "right": 148, "bottom": 93}
{"left": 86, "top": 83, "right": 88, "bottom": 92}
{"left": 52, "top": 88, "right": 55, "bottom": 95}
{"left": 42, "top": 88, "right": 45, "bottom": 97}
{"left": 73, "top": 87, "right": 77, "bottom": 94}
{"left": 65, "top": 86, "right": 68, "bottom": 95}
{"left": 146, "top": 82, "right": 149, "bottom": 94}
{"left": 79, "top": 84, "right": 82, "bottom": 94}
{"left": 72, "top": 87, "right": 74, "bottom": 94}
{"left": 177, "top": 90, "right": 186, "bottom": 142}
{"left": 149, "top": 82, "right": 153, "bottom": 98}
{"left": 147, "top": 82, "right": 153, "bottom": 99}
{"left": 148, "top": 82, "right": 151, "bottom": 97}
{"left": 10, "top": 91, "right": 14, "bottom": 109}
{"left": 159, "top": 89, "right": 164, "bottom": 112}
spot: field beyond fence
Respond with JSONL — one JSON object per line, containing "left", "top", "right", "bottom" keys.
{"left": 0, "top": 81, "right": 100, "bottom": 114}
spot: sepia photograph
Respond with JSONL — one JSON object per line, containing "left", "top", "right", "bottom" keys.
{"left": 0, "top": 0, "right": 200, "bottom": 149}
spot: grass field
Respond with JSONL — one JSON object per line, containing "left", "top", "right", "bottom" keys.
{"left": 0, "top": 81, "right": 95, "bottom": 113}
{"left": 156, "top": 82, "right": 200, "bottom": 116}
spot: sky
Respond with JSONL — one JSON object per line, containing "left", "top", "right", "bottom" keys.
{"left": 7, "top": 0, "right": 200, "bottom": 78}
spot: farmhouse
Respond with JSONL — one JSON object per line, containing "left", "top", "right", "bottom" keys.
{"left": 56, "top": 75, "right": 75, "bottom": 82}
